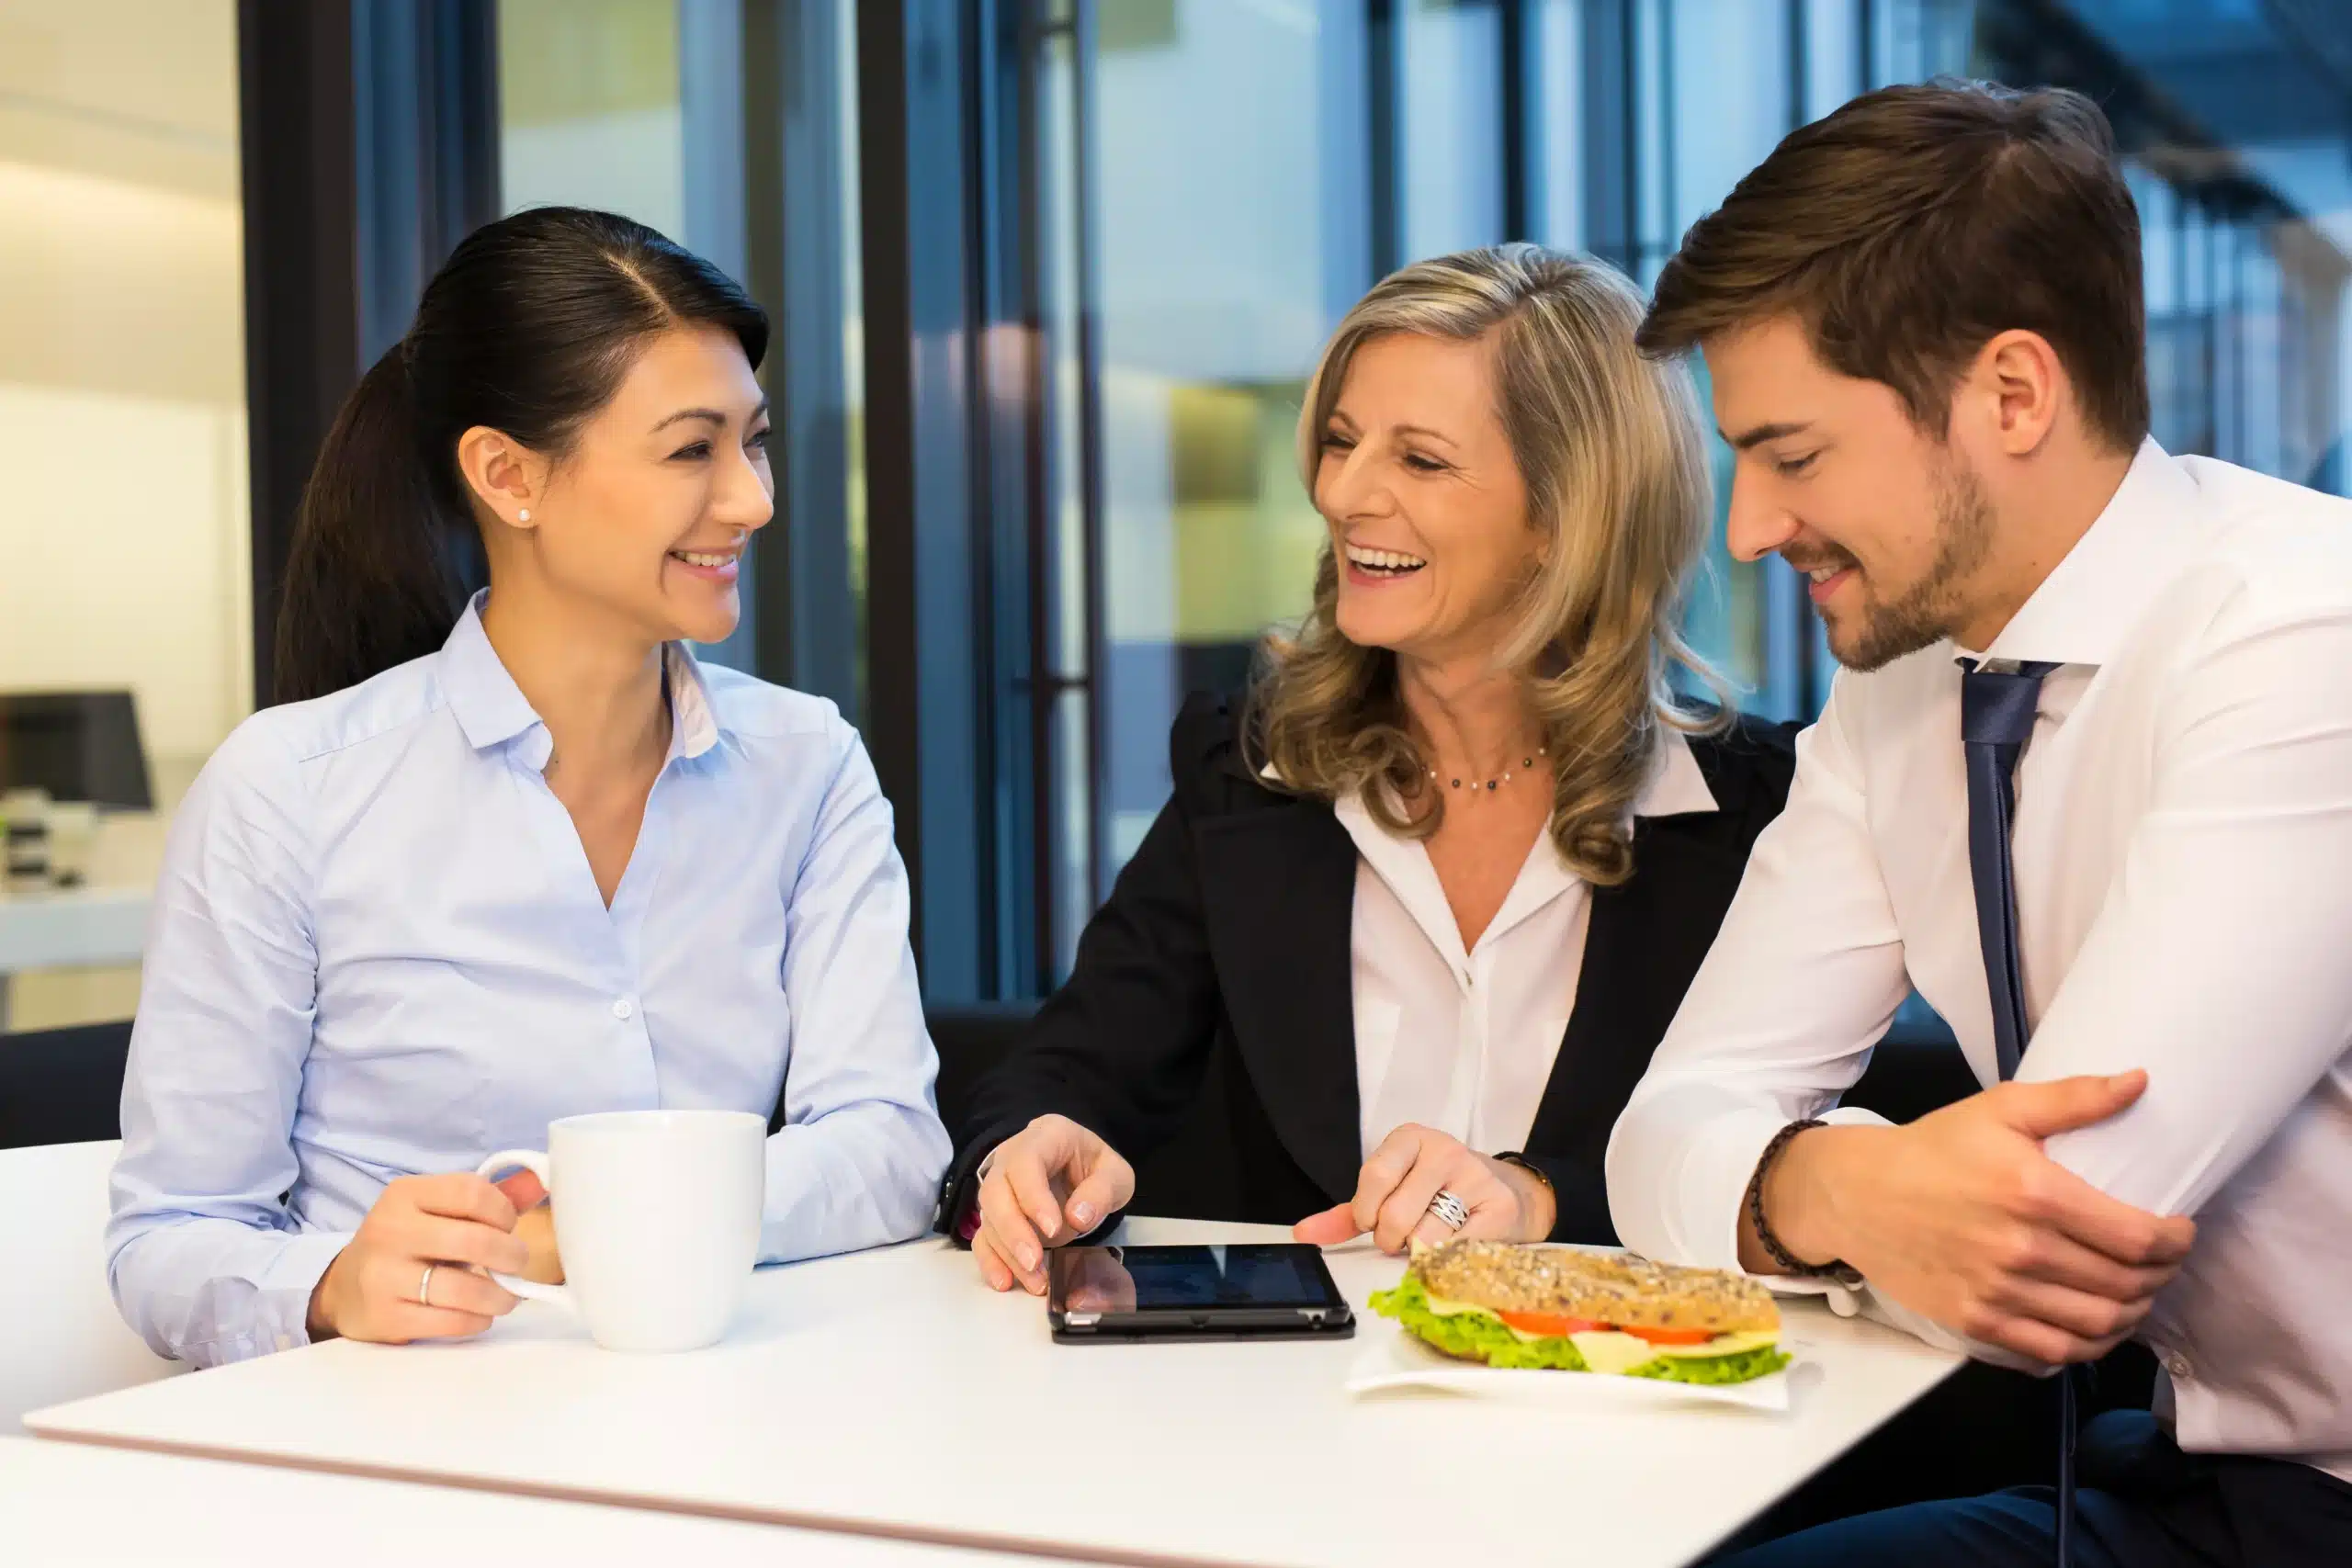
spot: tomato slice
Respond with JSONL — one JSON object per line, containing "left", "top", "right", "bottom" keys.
{"left": 1496, "top": 1310, "right": 1602, "bottom": 1337}
{"left": 1618, "top": 1325, "right": 1718, "bottom": 1346}
{"left": 1492, "top": 1310, "right": 1727, "bottom": 1347}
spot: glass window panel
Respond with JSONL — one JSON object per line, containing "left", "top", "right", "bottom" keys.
{"left": 1088, "top": 0, "right": 1345, "bottom": 894}
{"left": 1869, "top": 0, "right": 1975, "bottom": 85}
{"left": 1399, "top": 0, "right": 1506, "bottom": 260}
{"left": 0, "top": 0, "right": 246, "bottom": 1032}
{"left": 2242, "top": 243, "right": 2283, "bottom": 477}
{"left": 1802, "top": 0, "right": 1861, "bottom": 120}
{"left": 835, "top": 1, "right": 866, "bottom": 722}
{"left": 498, "top": 0, "right": 684, "bottom": 242}
{"left": 1633, "top": 0, "right": 1671, "bottom": 280}
{"left": 767, "top": 0, "right": 866, "bottom": 718}
{"left": 1668, "top": 0, "right": 1792, "bottom": 242}
{"left": 1531, "top": 0, "right": 1584, "bottom": 251}
{"left": 1655, "top": 0, "right": 1798, "bottom": 709}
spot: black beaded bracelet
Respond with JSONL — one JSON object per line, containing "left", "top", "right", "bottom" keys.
{"left": 1746, "top": 1119, "right": 1849, "bottom": 1278}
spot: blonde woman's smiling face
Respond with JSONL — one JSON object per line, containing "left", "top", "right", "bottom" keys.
{"left": 1314, "top": 331, "right": 1539, "bottom": 667}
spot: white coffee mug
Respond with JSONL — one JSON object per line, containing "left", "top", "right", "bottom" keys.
{"left": 478, "top": 1109, "right": 765, "bottom": 1352}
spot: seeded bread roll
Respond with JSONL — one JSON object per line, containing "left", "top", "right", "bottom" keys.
{"left": 1413, "top": 1239, "right": 1780, "bottom": 1335}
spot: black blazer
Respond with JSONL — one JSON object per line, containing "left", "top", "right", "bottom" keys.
{"left": 940, "top": 693, "right": 1797, "bottom": 1245}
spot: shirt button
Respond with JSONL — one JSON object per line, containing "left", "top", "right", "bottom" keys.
{"left": 612, "top": 998, "right": 635, "bottom": 1021}
{"left": 2165, "top": 1353, "right": 2192, "bottom": 1380}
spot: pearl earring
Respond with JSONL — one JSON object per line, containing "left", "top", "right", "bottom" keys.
{"left": 517, "top": 508, "right": 531, "bottom": 523}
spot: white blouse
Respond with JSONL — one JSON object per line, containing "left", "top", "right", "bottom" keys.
{"left": 1335, "top": 732, "right": 1718, "bottom": 1158}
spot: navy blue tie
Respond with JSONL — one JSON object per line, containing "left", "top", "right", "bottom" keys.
{"left": 1959, "top": 657, "right": 2077, "bottom": 1565}
{"left": 1960, "top": 659, "right": 2057, "bottom": 1081}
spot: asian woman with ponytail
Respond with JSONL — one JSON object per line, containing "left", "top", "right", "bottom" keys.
{"left": 106, "top": 209, "right": 951, "bottom": 1366}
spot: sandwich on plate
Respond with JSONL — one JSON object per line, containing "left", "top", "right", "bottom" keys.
{"left": 1370, "top": 1237, "right": 1791, "bottom": 1385}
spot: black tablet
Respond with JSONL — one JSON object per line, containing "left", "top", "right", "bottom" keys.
{"left": 1046, "top": 1243, "right": 1355, "bottom": 1343}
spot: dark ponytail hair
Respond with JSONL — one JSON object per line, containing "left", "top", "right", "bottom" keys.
{"left": 273, "top": 207, "right": 768, "bottom": 704}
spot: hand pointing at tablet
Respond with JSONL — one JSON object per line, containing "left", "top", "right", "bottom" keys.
{"left": 1293, "top": 1124, "right": 1555, "bottom": 1254}
{"left": 971, "top": 1113, "right": 1136, "bottom": 1295}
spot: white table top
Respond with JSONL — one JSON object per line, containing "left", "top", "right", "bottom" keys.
{"left": 30, "top": 1219, "right": 1962, "bottom": 1568}
{"left": 0, "top": 1437, "right": 1077, "bottom": 1565}
{"left": 0, "top": 885, "right": 148, "bottom": 973}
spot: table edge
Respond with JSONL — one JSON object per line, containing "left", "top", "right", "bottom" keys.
{"left": 27, "top": 1428, "right": 1261, "bottom": 1568}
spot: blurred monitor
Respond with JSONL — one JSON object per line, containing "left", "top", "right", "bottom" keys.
{"left": 0, "top": 692, "right": 153, "bottom": 811}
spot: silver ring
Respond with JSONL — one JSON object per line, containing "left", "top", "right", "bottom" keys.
{"left": 1426, "top": 1190, "right": 1469, "bottom": 1231}
{"left": 418, "top": 1263, "right": 435, "bottom": 1308}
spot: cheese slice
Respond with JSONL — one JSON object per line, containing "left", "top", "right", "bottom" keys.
{"left": 1567, "top": 1330, "right": 1660, "bottom": 1375}
{"left": 1421, "top": 1292, "right": 1778, "bottom": 1363}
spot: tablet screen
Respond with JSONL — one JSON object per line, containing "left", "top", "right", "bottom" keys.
{"left": 1051, "top": 1243, "right": 1347, "bottom": 1314}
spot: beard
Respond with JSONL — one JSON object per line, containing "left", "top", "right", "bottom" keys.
{"left": 1820, "top": 456, "right": 1997, "bottom": 672}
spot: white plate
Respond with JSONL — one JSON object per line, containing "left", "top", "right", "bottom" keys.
{"left": 1343, "top": 1314, "right": 1800, "bottom": 1413}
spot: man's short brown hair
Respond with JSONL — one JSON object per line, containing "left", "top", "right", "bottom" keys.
{"left": 1637, "top": 79, "right": 2150, "bottom": 454}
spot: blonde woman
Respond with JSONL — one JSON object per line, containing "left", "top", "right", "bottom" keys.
{"left": 942, "top": 245, "right": 1796, "bottom": 1293}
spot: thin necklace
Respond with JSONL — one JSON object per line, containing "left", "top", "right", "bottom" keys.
{"left": 1429, "top": 743, "right": 1548, "bottom": 798}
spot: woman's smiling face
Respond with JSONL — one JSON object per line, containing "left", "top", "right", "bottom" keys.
{"left": 1314, "top": 330, "right": 1539, "bottom": 667}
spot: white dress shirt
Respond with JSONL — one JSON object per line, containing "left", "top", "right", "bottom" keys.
{"left": 1340, "top": 730, "right": 1718, "bottom": 1157}
{"left": 1608, "top": 441, "right": 2352, "bottom": 1480}
{"left": 109, "top": 596, "right": 953, "bottom": 1367}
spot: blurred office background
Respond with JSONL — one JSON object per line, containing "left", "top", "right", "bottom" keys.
{"left": 2, "top": 0, "right": 2346, "bottom": 1036}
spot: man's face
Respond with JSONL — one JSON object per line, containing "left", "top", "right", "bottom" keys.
{"left": 1702, "top": 315, "right": 1995, "bottom": 670}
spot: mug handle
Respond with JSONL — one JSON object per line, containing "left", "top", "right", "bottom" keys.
{"left": 476, "top": 1148, "right": 572, "bottom": 1308}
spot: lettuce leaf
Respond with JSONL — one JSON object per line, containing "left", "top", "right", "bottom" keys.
{"left": 1370, "top": 1272, "right": 1790, "bottom": 1383}
{"left": 1369, "top": 1274, "right": 1589, "bottom": 1371}
{"left": 1626, "top": 1345, "right": 1792, "bottom": 1384}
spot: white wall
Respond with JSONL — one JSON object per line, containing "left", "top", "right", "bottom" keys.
{"left": 0, "top": 2, "right": 249, "bottom": 808}
{"left": 0, "top": 160, "right": 253, "bottom": 794}
{"left": 0, "top": 0, "right": 247, "bottom": 1028}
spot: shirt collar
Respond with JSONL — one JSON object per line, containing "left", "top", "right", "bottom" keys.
{"left": 664, "top": 644, "right": 723, "bottom": 761}
{"left": 438, "top": 595, "right": 538, "bottom": 751}
{"left": 438, "top": 592, "right": 724, "bottom": 763}
{"left": 1977, "top": 438, "right": 2202, "bottom": 670}
{"left": 1634, "top": 728, "right": 1718, "bottom": 818}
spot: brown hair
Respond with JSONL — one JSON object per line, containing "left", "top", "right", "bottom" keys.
{"left": 1636, "top": 79, "right": 2149, "bottom": 455}
{"left": 1247, "top": 245, "right": 1728, "bottom": 888}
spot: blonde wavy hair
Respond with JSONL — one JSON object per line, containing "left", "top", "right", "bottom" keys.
{"left": 1246, "top": 243, "right": 1728, "bottom": 886}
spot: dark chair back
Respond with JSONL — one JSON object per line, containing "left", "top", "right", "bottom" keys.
{"left": 923, "top": 1001, "right": 1040, "bottom": 1137}
{"left": 919, "top": 998, "right": 1253, "bottom": 1223}
{"left": 0, "top": 1020, "right": 130, "bottom": 1149}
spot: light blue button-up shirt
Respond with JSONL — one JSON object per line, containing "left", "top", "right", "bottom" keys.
{"left": 107, "top": 598, "right": 952, "bottom": 1366}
